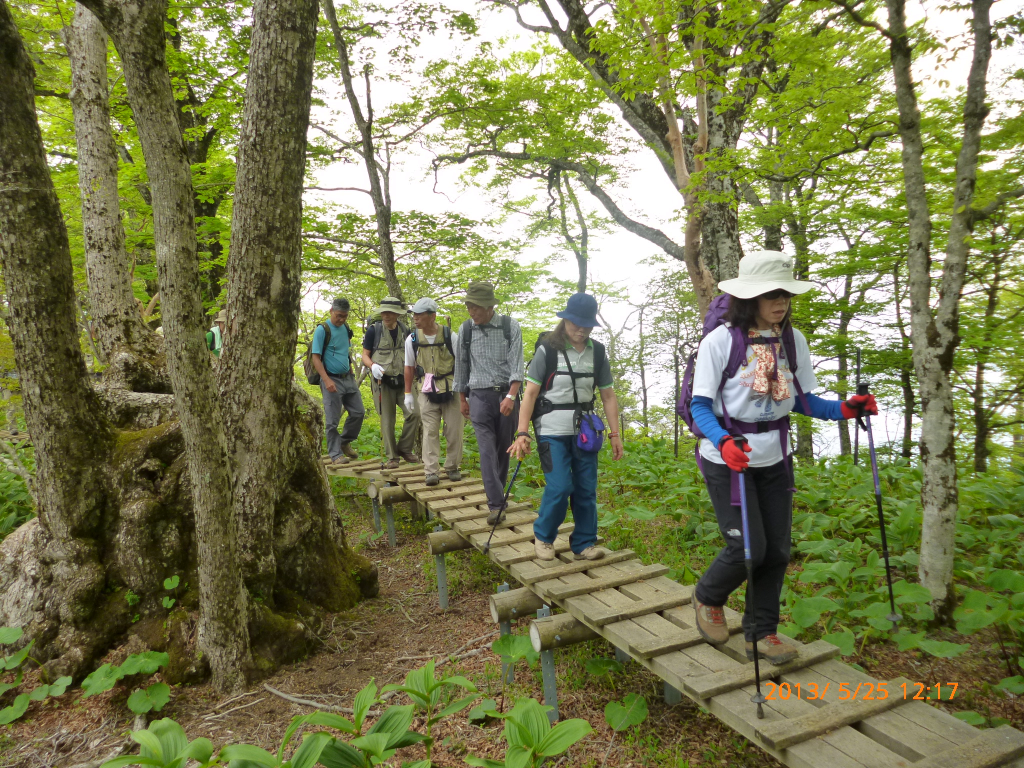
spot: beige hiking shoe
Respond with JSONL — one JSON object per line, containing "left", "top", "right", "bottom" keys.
{"left": 331, "top": 455, "right": 350, "bottom": 466}
{"left": 486, "top": 508, "right": 506, "bottom": 526}
{"left": 534, "top": 540, "right": 556, "bottom": 561}
{"left": 572, "top": 546, "right": 605, "bottom": 561}
{"left": 693, "top": 600, "right": 729, "bottom": 645}
{"left": 745, "top": 634, "right": 799, "bottom": 664}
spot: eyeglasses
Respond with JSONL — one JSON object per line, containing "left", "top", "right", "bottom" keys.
{"left": 760, "top": 289, "right": 793, "bottom": 300}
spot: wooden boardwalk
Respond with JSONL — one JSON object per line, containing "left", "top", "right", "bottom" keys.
{"left": 367, "top": 476, "right": 1024, "bottom": 768}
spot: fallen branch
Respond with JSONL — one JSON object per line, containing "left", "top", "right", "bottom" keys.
{"left": 263, "top": 684, "right": 384, "bottom": 717}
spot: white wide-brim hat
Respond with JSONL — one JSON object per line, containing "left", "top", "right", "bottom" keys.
{"left": 717, "top": 250, "right": 814, "bottom": 300}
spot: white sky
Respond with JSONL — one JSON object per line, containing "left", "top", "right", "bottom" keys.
{"left": 305, "top": 0, "right": 1023, "bottom": 448}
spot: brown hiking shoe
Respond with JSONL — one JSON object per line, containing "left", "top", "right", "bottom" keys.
{"left": 400, "top": 452, "right": 420, "bottom": 463}
{"left": 746, "top": 634, "right": 798, "bottom": 664}
{"left": 384, "top": 459, "right": 400, "bottom": 469}
{"left": 693, "top": 600, "right": 729, "bottom": 645}
{"left": 486, "top": 508, "right": 506, "bottom": 526}
{"left": 331, "top": 455, "right": 350, "bottom": 466}
{"left": 340, "top": 443, "right": 358, "bottom": 459}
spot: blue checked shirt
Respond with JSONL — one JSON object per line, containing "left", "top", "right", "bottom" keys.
{"left": 454, "top": 313, "right": 524, "bottom": 392}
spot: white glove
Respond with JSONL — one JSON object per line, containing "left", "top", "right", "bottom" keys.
{"left": 371, "top": 363, "right": 385, "bottom": 380}
{"left": 404, "top": 393, "right": 415, "bottom": 412}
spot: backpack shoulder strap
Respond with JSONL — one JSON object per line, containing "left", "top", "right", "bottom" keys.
{"left": 322, "top": 321, "right": 332, "bottom": 350}
{"left": 781, "top": 323, "right": 811, "bottom": 410}
{"left": 501, "top": 315, "right": 512, "bottom": 344}
{"left": 443, "top": 325, "right": 454, "bottom": 357}
{"left": 371, "top": 321, "right": 383, "bottom": 351}
{"left": 723, "top": 325, "right": 747, "bottom": 381}
{"left": 541, "top": 342, "right": 558, "bottom": 392}
{"left": 592, "top": 340, "right": 607, "bottom": 384}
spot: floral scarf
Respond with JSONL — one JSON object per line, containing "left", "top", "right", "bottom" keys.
{"left": 749, "top": 326, "right": 791, "bottom": 402}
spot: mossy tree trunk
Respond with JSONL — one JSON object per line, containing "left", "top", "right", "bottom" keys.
{"left": 0, "top": 0, "right": 377, "bottom": 692}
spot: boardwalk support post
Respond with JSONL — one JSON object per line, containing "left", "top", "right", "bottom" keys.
{"left": 384, "top": 481, "right": 397, "bottom": 547}
{"left": 614, "top": 647, "right": 630, "bottom": 665}
{"left": 434, "top": 524, "right": 448, "bottom": 609}
{"left": 371, "top": 497, "right": 382, "bottom": 534}
{"left": 537, "top": 604, "right": 559, "bottom": 724}
{"left": 664, "top": 682, "right": 682, "bottom": 705}
{"left": 497, "top": 583, "right": 514, "bottom": 685}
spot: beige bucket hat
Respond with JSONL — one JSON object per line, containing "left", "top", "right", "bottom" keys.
{"left": 375, "top": 296, "right": 405, "bottom": 315}
{"left": 717, "top": 250, "right": 813, "bottom": 300}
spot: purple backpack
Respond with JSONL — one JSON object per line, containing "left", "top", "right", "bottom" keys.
{"left": 676, "top": 294, "right": 808, "bottom": 440}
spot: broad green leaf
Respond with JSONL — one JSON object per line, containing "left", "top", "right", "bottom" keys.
{"left": 987, "top": 569, "right": 1024, "bottom": 593}
{"left": 537, "top": 718, "right": 593, "bottom": 755}
{"left": 892, "top": 631, "right": 925, "bottom": 652}
{"left": 149, "top": 719, "right": 188, "bottom": 763}
{"left": 130, "top": 730, "right": 164, "bottom": 762}
{"left": 387, "top": 731, "right": 430, "bottom": 750}
{"left": 917, "top": 639, "right": 970, "bottom": 659}
{"left": 464, "top": 758, "right": 504, "bottom": 768}
{"left": 49, "top": 676, "right": 72, "bottom": 697}
{"left": 585, "top": 657, "right": 623, "bottom": 677}
{"left": 996, "top": 676, "right": 1024, "bottom": 695}
{"left": 953, "top": 711, "right": 986, "bottom": 726}
{"left": 302, "top": 711, "right": 357, "bottom": 735}
{"left": 119, "top": 652, "right": 169, "bottom": 677}
{"left": 2, "top": 641, "right": 33, "bottom": 672}
{"left": 0, "top": 693, "right": 30, "bottom": 725}
{"left": 163, "top": 575, "right": 180, "bottom": 590}
{"left": 127, "top": 688, "right": 155, "bottom": 715}
{"left": 181, "top": 737, "right": 214, "bottom": 765}
{"left": 317, "top": 740, "right": 366, "bottom": 768}
{"left": 353, "top": 680, "right": 378, "bottom": 729}
{"left": 162, "top": 597, "right": 176, "bottom": 609}
{"left": 29, "top": 684, "right": 50, "bottom": 701}
{"left": 822, "top": 629, "right": 855, "bottom": 656}
{"left": 98, "top": 757, "right": 164, "bottom": 768}
{"left": 350, "top": 733, "right": 389, "bottom": 759}
{"left": 218, "top": 743, "right": 279, "bottom": 766}
{"left": 289, "top": 731, "right": 333, "bottom": 768}
{"left": 82, "top": 663, "right": 123, "bottom": 697}
{"left": 506, "top": 698, "right": 550, "bottom": 748}
{"left": 491, "top": 635, "right": 538, "bottom": 667}
{"left": 440, "top": 674, "right": 478, "bottom": 693}
{"left": 504, "top": 745, "right": 533, "bottom": 768}
{"left": 401, "top": 762, "right": 432, "bottom": 768}
{"left": 145, "top": 683, "right": 171, "bottom": 712}
{"left": 367, "top": 704, "right": 414, "bottom": 746}
{"left": 604, "top": 693, "right": 647, "bottom": 732}
{"left": 468, "top": 698, "right": 498, "bottom": 723}
{"left": 791, "top": 596, "right": 837, "bottom": 628}
{"left": 0, "top": 627, "right": 23, "bottom": 645}
{"left": 432, "top": 693, "right": 480, "bottom": 721}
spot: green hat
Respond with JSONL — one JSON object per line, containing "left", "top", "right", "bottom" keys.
{"left": 465, "top": 281, "right": 497, "bottom": 307}
{"left": 375, "top": 296, "right": 405, "bottom": 315}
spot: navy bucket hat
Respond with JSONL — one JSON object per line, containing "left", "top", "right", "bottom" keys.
{"left": 556, "top": 293, "right": 600, "bottom": 328}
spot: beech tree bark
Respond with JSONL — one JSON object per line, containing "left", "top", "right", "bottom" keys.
{"left": 62, "top": 3, "right": 162, "bottom": 386}
{"left": 220, "top": 0, "right": 319, "bottom": 596}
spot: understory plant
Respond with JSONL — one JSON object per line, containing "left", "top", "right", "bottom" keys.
{"left": 82, "top": 651, "right": 172, "bottom": 716}
{"left": 466, "top": 697, "right": 592, "bottom": 768}
{"left": 0, "top": 626, "right": 72, "bottom": 724}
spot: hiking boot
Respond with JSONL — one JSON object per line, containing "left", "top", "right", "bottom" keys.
{"left": 746, "top": 634, "right": 798, "bottom": 664}
{"left": 573, "top": 546, "right": 605, "bottom": 561}
{"left": 331, "top": 455, "right": 350, "bottom": 466}
{"left": 425, "top": 473, "right": 440, "bottom": 486}
{"left": 486, "top": 508, "right": 506, "bottom": 526}
{"left": 446, "top": 469, "right": 462, "bottom": 482}
{"left": 340, "top": 443, "right": 359, "bottom": 460}
{"left": 693, "top": 600, "right": 729, "bottom": 645}
{"left": 384, "top": 459, "right": 400, "bottom": 469}
{"left": 400, "top": 452, "right": 420, "bottom": 463}
{"left": 534, "top": 539, "right": 556, "bottom": 561}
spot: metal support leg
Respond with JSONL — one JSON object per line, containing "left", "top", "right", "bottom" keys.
{"left": 614, "top": 647, "right": 630, "bottom": 665}
{"left": 497, "top": 583, "right": 513, "bottom": 685}
{"left": 434, "top": 524, "right": 448, "bottom": 610}
{"left": 664, "top": 682, "right": 682, "bottom": 705}
{"left": 385, "top": 503, "right": 396, "bottom": 547}
{"left": 537, "top": 605, "right": 558, "bottom": 724}
{"left": 371, "top": 498, "right": 382, "bottom": 534}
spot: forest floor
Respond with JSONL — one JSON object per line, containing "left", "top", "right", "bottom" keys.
{"left": 1, "top": 490, "right": 1021, "bottom": 768}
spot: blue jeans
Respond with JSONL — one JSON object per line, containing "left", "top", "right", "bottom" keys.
{"left": 533, "top": 435, "right": 599, "bottom": 553}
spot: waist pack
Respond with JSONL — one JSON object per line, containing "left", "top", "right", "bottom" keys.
{"left": 421, "top": 373, "right": 454, "bottom": 404}
{"left": 561, "top": 349, "right": 605, "bottom": 453}
{"left": 380, "top": 373, "right": 404, "bottom": 390}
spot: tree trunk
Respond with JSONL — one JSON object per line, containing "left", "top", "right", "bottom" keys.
{"left": 885, "top": 0, "right": 993, "bottom": 617}
{"left": 699, "top": 92, "right": 743, "bottom": 283}
{"left": 62, "top": 3, "right": 159, "bottom": 371}
{"left": 220, "top": 0, "right": 318, "bottom": 596}
{"left": 836, "top": 273, "right": 854, "bottom": 456}
{"left": 0, "top": 0, "right": 117, "bottom": 674}
{"left": 892, "top": 263, "right": 916, "bottom": 458}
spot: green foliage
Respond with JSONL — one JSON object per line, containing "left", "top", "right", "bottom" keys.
{"left": 604, "top": 693, "right": 648, "bottom": 732}
{"left": 81, "top": 651, "right": 172, "bottom": 717}
{"left": 0, "top": 626, "right": 72, "bottom": 724}
{"left": 467, "top": 697, "right": 592, "bottom": 768}
{"left": 491, "top": 634, "right": 539, "bottom": 670}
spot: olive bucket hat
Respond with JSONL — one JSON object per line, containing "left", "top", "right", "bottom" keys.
{"left": 465, "top": 281, "right": 497, "bottom": 307}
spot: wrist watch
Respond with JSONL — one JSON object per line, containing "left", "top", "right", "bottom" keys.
{"left": 516, "top": 431, "right": 531, "bottom": 439}
{"left": 505, "top": 394, "right": 514, "bottom": 400}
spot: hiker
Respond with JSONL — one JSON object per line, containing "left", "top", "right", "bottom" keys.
{"left": 509, "top": 293, "right": 623, "bottom": 561}
{"left": 361, "top": 297, "right": 420, "bottom": 469}
{"left": 685, "top": 251, "right": 877, "bottom": 664}
{"left": 311, "top": 297, "right": 364, "bottom": 465}
{"left": 206, "top": 310, "right": 226, "bottom": 356}
{"left": 454, "top": 281, "right": 524, "bottom": 523}
{"left": 403, "top": 297, "right": 462, "bottom": 485}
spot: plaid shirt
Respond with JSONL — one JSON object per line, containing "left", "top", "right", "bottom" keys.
{"left": 454, "top": 313, "right": 524, "bottom": 392}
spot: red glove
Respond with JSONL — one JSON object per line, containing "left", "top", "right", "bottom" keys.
{"left": 718, "top": 436, "right": 751, "bottom": 472}
{"left": 841, "top": 393, "right": 878, "bottom": 420}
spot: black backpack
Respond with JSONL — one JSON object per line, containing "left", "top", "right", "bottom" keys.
{"left": 459, "top": 315, "right": 513, "bottom": 381}
{"left": 368, "top": 319, "right": 410, "bottom": 353}
{"left": 532, "top": 335, "right": 607, "bottom": 416}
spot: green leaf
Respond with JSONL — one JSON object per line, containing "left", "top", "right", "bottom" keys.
{"left": 401, "top": 761, "right": 433, "bottom": 768}
{"left": 181, "top": 737, "right": 214, "bottom": 765}
{"left": 49, "top": 676, "right": 72, "bottom": 697}
{"left": 995, "top": 676, "right": 1024, "bottom": 695}
{"left": 352, "top": 680, "right": 378, "bottom": 730}
{"left": 163, "top": 576, "right": 180, "bottom": 590}
{"left": 127, "top": 688, "right": 155, "bottom": 715}
{"left": 953, "top": 711, "right": 987, "bottom": 726}
{"left": 130, "top": 730, "right": 164, "bottom": 761}
{"left": 82, "top": 663, "right": 123, "bottom": 697}
{"left": 98, "top": 757, "right": 164, "bottom": 768}
{"left": 491, "top": 635, "right": 539, "bottom": 667}
{"left": 790, "top": 596, "right": 837, "bottom": 628}
{"left": 917, "top": 639, "right": 970, "bottom": 659}
{"left": 119, "top": 652, "right": 169, "bottom": 677}
{"left": 822, "top": 629, "right": 855, "bottom": 656}
{"left": 317, "top": 740, "right": 366, "bottom": 768}
{"left": 893, "top": 631, "right": 925, "bottom": 652}
{"left": 440, "top": 674, "right": 478, "bottom": 693}
{"left": 0, "top": 693, "right": 30, "bottom": 725}
{"left": 149, "top": 719, "right": 187, "bottom": 764}
{"left": 2, "top": 640, "right": 33, "bottom": 672}
{"left": 585, "top": 657, "right": 623, "bottom": 677}
{"left": 537, "top": 717, "right": 593, "bottom": 755}
{"left": 468, "top": 698, "right": 498, "bottom": 723}
{"left": 217, "top": 743, "right": 280, "bottom": 766}
{"left": 0, "top": 627, "right": 23, "bottom": 645}
{"left": 465, "top": 758, "right": 505, "bottom": 768}
{"left": 603, "top": 693, "right": 648, "bottom": 732}
{"left": 506, "top": 698, "right": 550, "bottom": 748}
{"left": 161, "top": 597, "right": 176, "bottom": 609}
{"left": 367, "top": 704, "right": 414, "bottom": 747}
{"left": 147, "top": 683, "right": 171, "bottom": 712}
{"left": 302, "top": 711, "right": 357, "bottom": 735}
{"left": 28, "top": 684, "right": 50, "bottom": 701}
{"left": 986, "top": 569, "right": 1024, "bottom": 593}
{"left": 504, "top": 745, "right": 533, "bottom": 768}
{"left": 350, "top": 733, "right": 389, "bottom": 759}
{"left": 289, "top": 731, "right": 333, "bottom": 768}
{"left": 432, "top": 693, "right": 480, "bottom": 721}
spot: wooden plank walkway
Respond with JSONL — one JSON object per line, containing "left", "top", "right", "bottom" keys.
{"left": 399, "top": 482, "right": 1024, "bottom": 768}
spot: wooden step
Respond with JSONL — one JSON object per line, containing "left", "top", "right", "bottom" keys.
{"left": 584, "top": 591, "right": 693, "bottom": 626}
{"left": 430, "top": 493, "right": 490, "bottom": 511}
{"left": 911, "top": 725, "right": 1024, "bottom": 768}
{"left": 469, "top": 523, "right": 573, "bottom": 548}
{"left": 683, "top": 640, "right": 840, "bottom": 700}
{"left": 439, "top": 502, "right": 531, "bottom": 523}
{"left": 755, "top": 677, "right": 912, "bottom": 749}
{"left": 512, "top": 550, "right": 640, "bottom": 584}
{"left": 455, "top": 511, "right": 537, "bottom": 536}
{"left": 631, "top": 614, "right": 744, "bottom": 659}
{"left": 546, "top": 564, "right": 670, "bottom": 600}
{"left": 407, "top": 479, "right": 481, "bottom": 496}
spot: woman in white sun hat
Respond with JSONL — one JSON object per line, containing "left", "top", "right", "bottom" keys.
{"left": 687, "top": 250, "right": 878, "bottom": 665}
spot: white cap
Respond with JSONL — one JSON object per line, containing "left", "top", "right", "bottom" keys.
{"left": 717, "top": 250, "right": 814, "bottom": 299}
{"left": 411, "top": 297, "right": 438, "bottom": 314}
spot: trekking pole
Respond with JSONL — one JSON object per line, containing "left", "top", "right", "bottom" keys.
{"left": 853, "top": 349, "right": 861, "bottom": 465}
{"left": 734, "top": 437, "right": 766, "bottom": 720}
{"left": 483, "top": 460, "right": 523, "bottom": 553}
{"left": 858, "top": 382, "right": 901, "bottom": 629}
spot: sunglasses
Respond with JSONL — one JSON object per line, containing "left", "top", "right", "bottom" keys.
{"left": 760, "top": 289, "right": 793, "bottom": 300}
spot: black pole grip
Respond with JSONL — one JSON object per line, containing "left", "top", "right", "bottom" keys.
{"left": 857, "top": 382, "right": 869, "bottom": 397}
{"left": 733, "top": 435, "right": 747, "bottom": 449}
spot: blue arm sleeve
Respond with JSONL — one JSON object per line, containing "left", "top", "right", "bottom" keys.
{"left": 691, "top": 396, "right": 728, "bottom": 449}
{"left": 792, "top": 391, "right": 845, "bottom": 421}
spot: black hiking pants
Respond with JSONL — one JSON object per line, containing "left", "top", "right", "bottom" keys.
{"left": 693, "top": 459, "right": 792, "bottom": 642}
